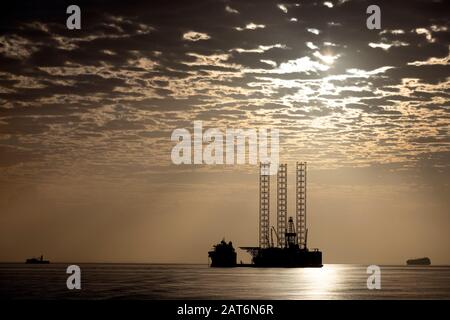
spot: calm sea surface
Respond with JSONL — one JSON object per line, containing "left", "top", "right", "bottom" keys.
{"left": 1, "top": 264, "right": 449, "bottom": 299}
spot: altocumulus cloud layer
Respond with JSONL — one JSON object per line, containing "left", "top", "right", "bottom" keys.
{"left": 0, "top": 0, "right": 449, "bottom": 263}
{"left": 1, "top": 0, "right": 449, "bottom": 175}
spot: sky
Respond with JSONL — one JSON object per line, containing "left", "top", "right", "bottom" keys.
{"left": 0, "top": 0, "right": 449, "bottom": 264}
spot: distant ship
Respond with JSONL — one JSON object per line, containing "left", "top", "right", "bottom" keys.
{"left": 407, "top": 257, "right": 431, "bottom": 266}
{"left": 26, "top": 255, "right": 50, "bottom": 264}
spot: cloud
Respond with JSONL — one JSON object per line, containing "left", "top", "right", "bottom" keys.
{"left": 230, "top": 44, "right": 287, "bottom": 53}
{"left": 415, "top": 28, "right": 435, "bottom": 43}
{"left": 380, "top": 29, "right": 405, "bottom": 35}
{"left": 0, "top": 35, "right": 39, "bottom": 59}
{"left": 368, "top": 41, "right": 409, "bottom": 51}
{"left": 277, "top": 4, "right": 288, "bottom": 13}
{"left": 182, "top": 31, "right": 211, "bottom": 41}
{"left": 260, "top": 59, "right": 277, "bottom": 67}
{"left": 275, "top": 56, "right": 330, "bottom": 74}
{"left": 407, "top": 47, "right": 450, "bottom": 66}
{"left": 307, "top": 28, "right": 320, "bottom": 35}
{"left": 346, "top": 66, "right": 394, "bottom": 76}
{"left": 225, "top": 5, "right": 239, "bottom": 14}
{"left": 430, "top": 25, "right": 448, "bottom": 32}
{"left": 313, "top": 51, "right": 339, "bottom": 64}
{"left": 306, "top": 42, "right": 318, "bottom": 50}
{"left": 235, "top": 23, "right": 265, "bottom": 31}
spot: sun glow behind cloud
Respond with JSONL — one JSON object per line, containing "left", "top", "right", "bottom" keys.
{"left": 313, "top": 51, "right": 339, "bottom": 64}
{"left": 276, "top": 56, "right": 330, "bottom": 73}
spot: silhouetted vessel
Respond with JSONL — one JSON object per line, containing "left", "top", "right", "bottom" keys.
{"left": 26, "top": 255, "right": 50, "bottom": 264}
{"left": 208, "top": 240, "right": 237, "bottom": 267}
{"left": 407, "top": 257, "right": 431, "bottom": 266}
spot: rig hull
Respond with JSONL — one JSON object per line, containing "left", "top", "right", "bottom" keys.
{"left": 241, "top": 246, "right": 322, "bottom": 268}
{"left": 252, "top": 247, "right": 322, "bottom": 268}
{"left": 209, "top": 243, "right": 323, "bottom": 268}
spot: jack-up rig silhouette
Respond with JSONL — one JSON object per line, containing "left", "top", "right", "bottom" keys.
{"left": 208, "top": 162, "right": 322, "bottom": 268}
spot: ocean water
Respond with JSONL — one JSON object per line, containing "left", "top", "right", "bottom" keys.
{"left": 1, "top": 263, "right": 449, "bottom": 299}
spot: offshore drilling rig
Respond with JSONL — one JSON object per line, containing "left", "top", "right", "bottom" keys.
{"left": 208, "top": 162, "right": 322, "bottom": 268}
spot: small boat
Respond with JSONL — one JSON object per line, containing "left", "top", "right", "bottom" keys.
{"left": 26, "top": 255, "right": 50, "bottom": 264}
{"left": 406, "top": 257, "right": 430, "bottom": 266}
